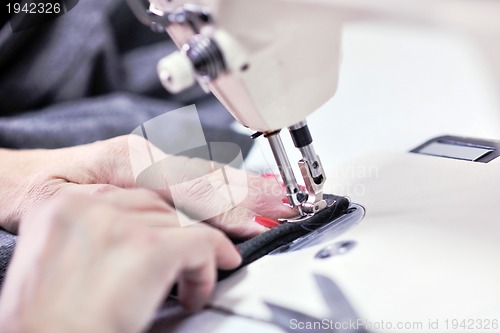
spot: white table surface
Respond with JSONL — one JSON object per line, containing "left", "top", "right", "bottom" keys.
{"left": 150, "top": 19, "right": 500, "bottom": 333}
{"left": 240, "top": 19, "right": 500, "bottom": 176}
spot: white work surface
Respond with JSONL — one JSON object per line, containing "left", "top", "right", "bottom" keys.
{"left": 149, "top": 20, "right": 500, "bottom": 333}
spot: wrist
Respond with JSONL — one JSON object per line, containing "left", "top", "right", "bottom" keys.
{"left": 0, "top": 149, "right": 49, "bottom": 233}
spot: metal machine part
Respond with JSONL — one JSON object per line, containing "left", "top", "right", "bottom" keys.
{"left": 288, "top": 121, "right": 328, "bottom": 216}
{"left": 270, "top": 204, "right": 365, "bottom": 255}
{"left": 264, "top": 121, "right": 329, "bottom": 220}
{"left": 157, "top": 34, "right": 226, "bottom": 93}
{"left": 288, "top": 121, "right": 324, "bottom": 182}
{"left": 124, "top": 0, "right": 212, "bottom": 33}
{"left": 265, "top": 273, "right": 368, "bottom": 333}
{"left": 125, "top": 0, "right": 226, "bottom": 92}
{"left": 315, "top": 240, "right": 357, "bottom": 259}
{"left": 124, "top": 0, "right": 170, "bottom": 32}
{"left": 265, "top": 131, "right": 306, "bottom": 216}
{"left": 264, "top": 124, "right": 329, "bottom": 221}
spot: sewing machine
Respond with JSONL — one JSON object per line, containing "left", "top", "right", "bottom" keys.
{"left": 126, "top": 0, "right": 346, "bottom": 221}
{"left": 126, "top": 0, "right": 500, "bottom": 222}
{"left": 126, "top": 1, "right": 500, "bottom": 332}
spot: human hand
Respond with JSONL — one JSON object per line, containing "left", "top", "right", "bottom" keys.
{"left": 0, "top": 190, "right": 241, "bottom": 333}
{"left": 0, "top": 135, "right": 295, "bottom": 236}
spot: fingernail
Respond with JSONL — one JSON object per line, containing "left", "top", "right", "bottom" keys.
{"left": 281, "top": 197, "right": 290, "bottom": 205}
{"left": 254, "top": 216, "right": 280, "bottom": 229}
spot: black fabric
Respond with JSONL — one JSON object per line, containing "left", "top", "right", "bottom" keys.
{"left": 218, "top": 194, "right": 350, "bottom": 280}
{"left": 168, "top": 194, "right": 349, "bottom": 297}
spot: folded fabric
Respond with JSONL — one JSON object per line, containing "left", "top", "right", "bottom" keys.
{"left": 219, "top": 194, "right": 350, "bottom": 280}
{"left": 167, "top": 194, "right": 349, "bottom": 297}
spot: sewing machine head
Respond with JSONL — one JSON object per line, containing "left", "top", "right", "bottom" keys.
{"left": 126, "top": 0, "right": 343, "bottom": 220}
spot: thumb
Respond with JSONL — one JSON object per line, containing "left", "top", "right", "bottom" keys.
{"left": 167, "top": 175, "right": 269, "bottom": 239}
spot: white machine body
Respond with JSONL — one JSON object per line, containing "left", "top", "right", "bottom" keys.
{"left": 144, "top": 0, "right": 342, "bottom": 217}
{"left": 151, "top": 0, "right": 342, "bottom": 132}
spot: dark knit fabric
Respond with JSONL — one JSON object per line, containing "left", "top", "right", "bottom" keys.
{"left": 218, "top": 194, "right": 350, "bottom": 280}
{"left": 165, "top": 194, "right": 350, "bottom": 298}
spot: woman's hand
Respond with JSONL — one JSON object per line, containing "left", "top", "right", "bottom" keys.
{"left": 0, "top": 135, "right": 295, "bottom": 237}
{"left": 0, "top": 190, "right": 241, "bottom": 333}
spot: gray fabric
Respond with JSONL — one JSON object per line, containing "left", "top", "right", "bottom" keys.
{"left": 0, "top": 0, "right": 244, "bottom": 148}
{"left": 0, "top": 0, "right": 121, "bottom": 114}
{"left": 0, "top": 230, "right": 16, "bottom": 288}
{"left": 0, "top": 93, "right": 248, "bottom": 150}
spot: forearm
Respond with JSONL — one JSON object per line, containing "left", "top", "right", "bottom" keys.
{"left": 0, "top": 148, "right": 34, "bottom": 187}
{"left": 0, "top": 142, "right": 125, "bottom": 233}
{"left": 0, "top": 149, "right": 25, "bottom": 226}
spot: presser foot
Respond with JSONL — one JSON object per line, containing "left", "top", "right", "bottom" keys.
{"left": 278, "top": 198, "right": 330, "bottom": 223}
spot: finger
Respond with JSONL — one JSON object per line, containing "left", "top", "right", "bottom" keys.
{"left": 175, "top": 227, "right": 241, "bottom": 311}
{"left": 175, "top": 175, "right": 269, "bottom": 238}
{"left": 162, "top": 156, "right": 251, "bottom": 187}
{"left": 57, "top": 183, "right": 123, "bottom": 197}
{"left": 177, "top": 256, "right": 216, "bottom": 311}
{"left": 136, "top": 155, "right": 252, "bottom": 201}
{"left": 160, "top": 225, "right": 241, "bottom": 271}
{"left": 242, "top": 176, "right": 297, "bottom": 219}
{"left": 187, "top": 171, "right": 297, "bottom": 220}
{"left": 206, "top": 226, "right": 242, "bottom": 269}
{"left": 156, "top": 227, "right": 240, "bottom": 311}
{"left": 96, "top": 188, "right": 174, "bottom": 214}
{"left": 117, "top": 143, "right": 288, "bottom": 235}
{"left": 167, "top": 224, "right": 242, "bottom": 268}
{"left": 58, "top": 185, "right": 174, "bottom": 214}
{"left": 121, "top": 211, "right": 181, "bottom": 228}
{"left": 20, "top": 192, "right": 99, "bottom": 237}
{"left": 208, "top": 205, "right": 269, "bottom": 239}
{"left": 135, "top": 154, "right": 293, "bottom": 237}
{"left": 163, "top": 174, "right": 292, "bottom": 237}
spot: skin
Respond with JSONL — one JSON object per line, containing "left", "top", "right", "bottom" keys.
{"left": 0, "top": 190, "right": 242, "bottom": 333}
{"left": 0, "top": 135, "right": 295, "bottom": 237}
{"left": 0, "top": 135, "right": 296, "bottom": 332}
